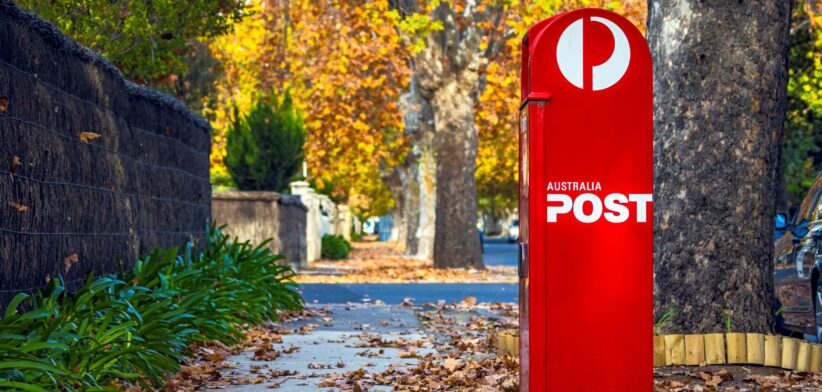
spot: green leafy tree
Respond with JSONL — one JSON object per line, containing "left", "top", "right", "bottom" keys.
{"left": 16, "top": 0, "right": 248, "bottom": 85}
{"left": 784, "top": 6, "right": 822, "bottom": 202}
{"left": 225, "top": 92, "right": 305, "bottom": 192}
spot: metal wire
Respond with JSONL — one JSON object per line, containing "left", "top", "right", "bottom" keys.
{"left": 4, "top": 114, "right": 210, "bottom": 182}
{"left": 0, "top": 168, "right": 208, "bottom": 210}
{"left": 0, "top": 58, "right": 209, "bottom": 158}
{"left": 0, "top": 56, "right": 211, "bottom": 299}
{"left": 0, "top": 227, "right": 200, "bottom": 236}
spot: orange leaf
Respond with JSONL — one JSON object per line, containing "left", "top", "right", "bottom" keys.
{"left": 0, "top": 96, "right": 8, "bottom": 114}
{"left": 9, "top": 202, "right": 28, "bottom": 213}
{"left": 64, "top": 252, "right": 79, "bottom": 273}
{"left": 79, "top": 132, "right": 102, "bottom": 143}
{"left": 443, "top": 357, "right": 462, "bottom": 372}
{"left": 10, "top": 155, "right": 21, "bottom": 175}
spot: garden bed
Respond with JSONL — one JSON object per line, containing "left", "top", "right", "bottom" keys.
{"left": 0, "top": 227, "right": 302, "bottom": 391}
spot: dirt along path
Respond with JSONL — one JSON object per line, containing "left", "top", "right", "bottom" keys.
{"left": 295, "top": 241, "right": 517, "bottom": 284}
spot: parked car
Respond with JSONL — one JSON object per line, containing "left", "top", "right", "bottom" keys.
{"left": 507, "top": 219, "right": 520, "bottom": 243}
{"left": 774, "top": 174, "right": 822, "bottom": 340}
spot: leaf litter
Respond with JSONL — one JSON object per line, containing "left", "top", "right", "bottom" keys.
{"left": 295, "top": 241, "right": 516, "bottom": 284}
{"left": 161, "top": 300, "right": 519, "bottom": 391}
{"left": 157, "top": 269, "right": 822, "bottom": 391}
{"left": 166, "top": 299, "right": 822, "bottom": 391}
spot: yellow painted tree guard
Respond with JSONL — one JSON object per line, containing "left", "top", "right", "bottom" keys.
{"left": 496, "top": 331, "right": 822, "bottom": 373}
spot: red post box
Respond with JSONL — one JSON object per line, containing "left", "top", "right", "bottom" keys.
{"left": 519, "top": 8, "right": 653, "bottom": 391}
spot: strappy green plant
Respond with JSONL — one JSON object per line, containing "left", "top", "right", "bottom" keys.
{"left": 721, "top": 307, "right": 733, "bottom": 334}
{"left": 0, "top": 225, "right": 302, "bottom": 391}
{"left": 653, "top": 308, "right": 675, "bottom": 336}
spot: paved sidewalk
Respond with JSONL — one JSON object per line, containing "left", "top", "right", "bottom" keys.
{"left": 208, "top": 304, "right": 437, "bottom": 391}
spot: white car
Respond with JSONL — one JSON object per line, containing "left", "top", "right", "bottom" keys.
{"left": 507, "top": 219, "right": 520, "bottom": 243}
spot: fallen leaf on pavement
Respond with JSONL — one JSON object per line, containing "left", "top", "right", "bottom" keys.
{"left": 443, "top": 357, "right": 462, "bottom": 372}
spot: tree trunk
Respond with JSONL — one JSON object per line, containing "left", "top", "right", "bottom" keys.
{"left": 391, "top": 75, "right": 435, "bottom": 258}
{"left": 416, "top": 139, "right": 437, "bottom": 260}
{"left": 430, "top": 79, "right": 483, "bottom": 269}
{"left": 648, "top": 0, "right": 792, "bottom": 333}
{"left": 388, "top": 194, "right": 408, "bottom": 252}
{"left": 383, "top": 143, "right": 410, "bottom": 252}
{"left": 403, "top": 173, "right": 420, "bottom": 255}
{"left": 403, "top": 89, "right": 438, "bottom": 262}
{"left": 414, "top": 2, "right": 491, "bottom": 269}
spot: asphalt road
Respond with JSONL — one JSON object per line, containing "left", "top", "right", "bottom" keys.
{"left": 482, "top": 236, "right": 518, "bottom": 267}
{"left": 300, "top": 237, "right": 519, "bottom": 304}
{"left": 299, "top": 282, "right": 518, "bottom": 305}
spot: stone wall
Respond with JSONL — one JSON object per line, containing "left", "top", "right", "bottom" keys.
{"left": 212, "top": 191, "right": 307, "bottom": 267}
{"left": 276, "top": 195, "right": 308, "bottom": 266}
{"left": 0, "top": 2, "right": 211, "bottom": 303}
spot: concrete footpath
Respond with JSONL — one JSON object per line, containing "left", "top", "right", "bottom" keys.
{"left": 208, "top": 304, "right": 436, "bottom": 391}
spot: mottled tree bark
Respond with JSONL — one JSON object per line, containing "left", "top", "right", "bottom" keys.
{"left": 388, "top": 76, "right": 434, "bottom": 256}
{"left": 429, "top": 80, "right": 483, "bottom": 269}
{"left": 416, "top": 136, "right": 437, "bottom": 261}
{"left": 383, "top": 145, "right": 410, "bottom": 253}
{"left": 403, "top": 174, "right": 420, "bottom": 255}
{"left": 416, "top": 2, "right": 493, "bottom": 269}
{"left": 387, "top": 0, "right": 435, "bottom": 259}
{"left": 648, "top": 0, "right": 793, "bottom": 333}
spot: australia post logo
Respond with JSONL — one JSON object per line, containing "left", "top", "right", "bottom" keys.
{"left": 546, "top": 182, "right": 652, "bottom": 224}
{"left": 556, "top": 16, "right": 631, "bottom": 91}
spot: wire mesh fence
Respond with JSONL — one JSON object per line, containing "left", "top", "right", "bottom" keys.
{"left": 0, "top": 2, "right": 211, "bottom": 304}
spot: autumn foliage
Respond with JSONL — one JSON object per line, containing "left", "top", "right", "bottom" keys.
{"left": 24, "top": 0, "right": 820, "bottom": 219}
{"left": 209, "top": 0, "right": 410, "bottom": 213}
{"left": 206, "top": 0, "right": 646, "bottom": 216}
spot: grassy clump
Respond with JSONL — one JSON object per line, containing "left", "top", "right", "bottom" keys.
{"left": 0, "top": 226, "right": 302, "bottom": 391}
{"left": 321, "top": 234, "right": 352, "bottom": 260}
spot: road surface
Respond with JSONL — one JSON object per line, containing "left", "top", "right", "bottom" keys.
{"left": 482, "top": 236, "right": 518, "bottom": 267}
{"left": 300, "top": 236, "right": 518, "bottom": 304}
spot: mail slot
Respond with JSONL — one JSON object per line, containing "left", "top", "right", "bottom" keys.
{"left": 518, "top": 8, "right": 654, "bottom": 391}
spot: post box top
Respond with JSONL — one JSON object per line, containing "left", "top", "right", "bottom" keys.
{"left": 521, "top": 8, "right": 651, "bottom": 105}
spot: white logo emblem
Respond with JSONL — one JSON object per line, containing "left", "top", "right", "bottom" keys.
{"left": 556, "top": 16, "right": 631, "bottom": 91}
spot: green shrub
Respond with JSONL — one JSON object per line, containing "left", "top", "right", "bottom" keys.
{"left": 225, "top": 92, "right": 305, "bottom": 192}
{"left": 0, "top": 225, "right": 302, "bottom": 391}
{"left": 350, "top": 231, "right": 363, "bottom": 242}
{"left": 321, "top": 234, "right": 352, "bottom": 260}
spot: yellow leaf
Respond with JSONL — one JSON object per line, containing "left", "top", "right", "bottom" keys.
{"left": 79, "top": 132, "right": 102, "bottom": 143}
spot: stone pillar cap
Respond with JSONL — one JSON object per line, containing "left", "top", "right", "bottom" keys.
{"left": 290, "top": 181, "right": 313, "bottom": 195}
